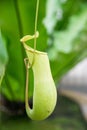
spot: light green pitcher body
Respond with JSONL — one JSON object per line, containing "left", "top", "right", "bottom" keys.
{"left": 24, "top": 44, "right": 57, "bottom": 120}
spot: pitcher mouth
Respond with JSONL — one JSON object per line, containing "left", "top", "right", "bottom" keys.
{"left": 23, "top": 43, "right": 47, "bottom": 55}
{"left": 20, "top": 31, "right": 47, "bottom": 55}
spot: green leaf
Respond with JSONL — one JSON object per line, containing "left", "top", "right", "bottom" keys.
{"left": 46, "top": 7, "right": 87, "bottom": 81}
{"left": 0, "top": 0, "right": 47, "bottom": 101}
{"left": 53, "top": 8, "right": 87, "bottom": 53}
{"left": 0, "top": 31, "right": 8, "bottom": 86}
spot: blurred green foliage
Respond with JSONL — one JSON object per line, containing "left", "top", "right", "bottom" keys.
{"left": 0, "top": 0, "right": 87, "bottom": 102}
{"left": 44, "top": 0, "right": 87, "bottom": 80}
{"left": 0, "top": 31, "right": 8, "bottom": 85}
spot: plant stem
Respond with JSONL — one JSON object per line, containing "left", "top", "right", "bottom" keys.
{"left": 25, "top": 0, "right": 40, "bottom": 110}
{"left": 34, "top": 0, "right": 40, "bottom": 50}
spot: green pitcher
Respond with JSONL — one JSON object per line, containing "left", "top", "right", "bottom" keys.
{"left": 20, "top": 32, "right": 57, "bottom": 120}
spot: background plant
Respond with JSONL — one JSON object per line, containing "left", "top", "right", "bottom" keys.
{"left": 0, "top": 0, "right": 87, "bottom": 103}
